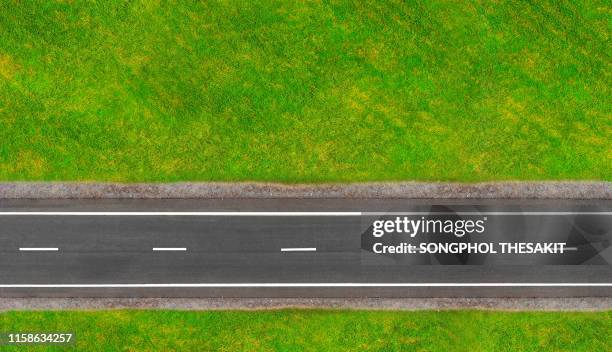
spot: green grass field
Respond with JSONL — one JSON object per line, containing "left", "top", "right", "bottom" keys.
{"left": 1, "top": 310, "right": 610, "bottom": 351}
{"left": 0, "top": 1, "right": 609, "bottom": 182}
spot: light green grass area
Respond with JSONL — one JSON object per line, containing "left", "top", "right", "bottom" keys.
{"left": 0, "top": 1, "right": 610, "bottom": 182}
{"left": 1, "top": 310, "right": 610, "bottom": 351}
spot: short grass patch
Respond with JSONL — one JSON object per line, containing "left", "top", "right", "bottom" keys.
{"left": 0, "top": 1, "right": 609, "bottom": 182}
{"left": 1, "top": 310, "right": 610, "bottom": 351}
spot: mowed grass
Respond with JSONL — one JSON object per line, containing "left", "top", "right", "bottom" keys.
{"left": 0, "top": 1, "right": 609, "bottom": 182}
{"left": 1, "top": 310, "right": 610, "bottom": 351}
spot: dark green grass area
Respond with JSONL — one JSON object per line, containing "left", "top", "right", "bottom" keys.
{"left": 1, "top": 310, "right": 610, "bottom": 351}
{"left": 0, "top": 1, "right": 610, "bottom": 182}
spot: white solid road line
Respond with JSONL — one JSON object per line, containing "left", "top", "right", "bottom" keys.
{"left": 0, "top": 212, "right": 362, "bottom": 216}
{"left": 0, "top": 211, "right": 610, "bottom": 216}
{"left": 0, "top": 283, "right": 611, "bottom": 288}
{"left": 365, "top": 212, "right": 612, "bottom": 216}
{"left": 19, "top": 247, "right": 59, "bottom": 251}
{"left": 152, "top": 247, "right": 187, "bottom": 251}
{"left": 281, "top": 247, "right": 317, "bottom": 252}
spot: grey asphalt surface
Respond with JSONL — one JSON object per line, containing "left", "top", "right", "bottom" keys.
{"left": 0, "top": 198, "right": 610, "bottom": 298}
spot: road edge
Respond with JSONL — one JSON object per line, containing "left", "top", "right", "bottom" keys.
{"left": 0, "top": 181, "right": 609, "bottom": 199}
{"left": 1, "top": 298, "right": 611, "bottom": 311}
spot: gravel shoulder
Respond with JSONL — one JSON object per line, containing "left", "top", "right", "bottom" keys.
{"left": 2, "top": 298, "right": 611, "bottom": 311}
{"left": 0, "top": 181, "right": 609, "bottom": 199}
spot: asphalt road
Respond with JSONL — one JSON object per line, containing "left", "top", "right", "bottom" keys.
{"left": 0, "top": 198, "right": 610, "bottom": 298}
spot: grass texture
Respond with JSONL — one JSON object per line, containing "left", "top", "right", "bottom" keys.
{"left": 0, "top": 1, "right": 610, "bottom": 182}
{"left": 1, "top": 309, "right": 611, "bottom": 351}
